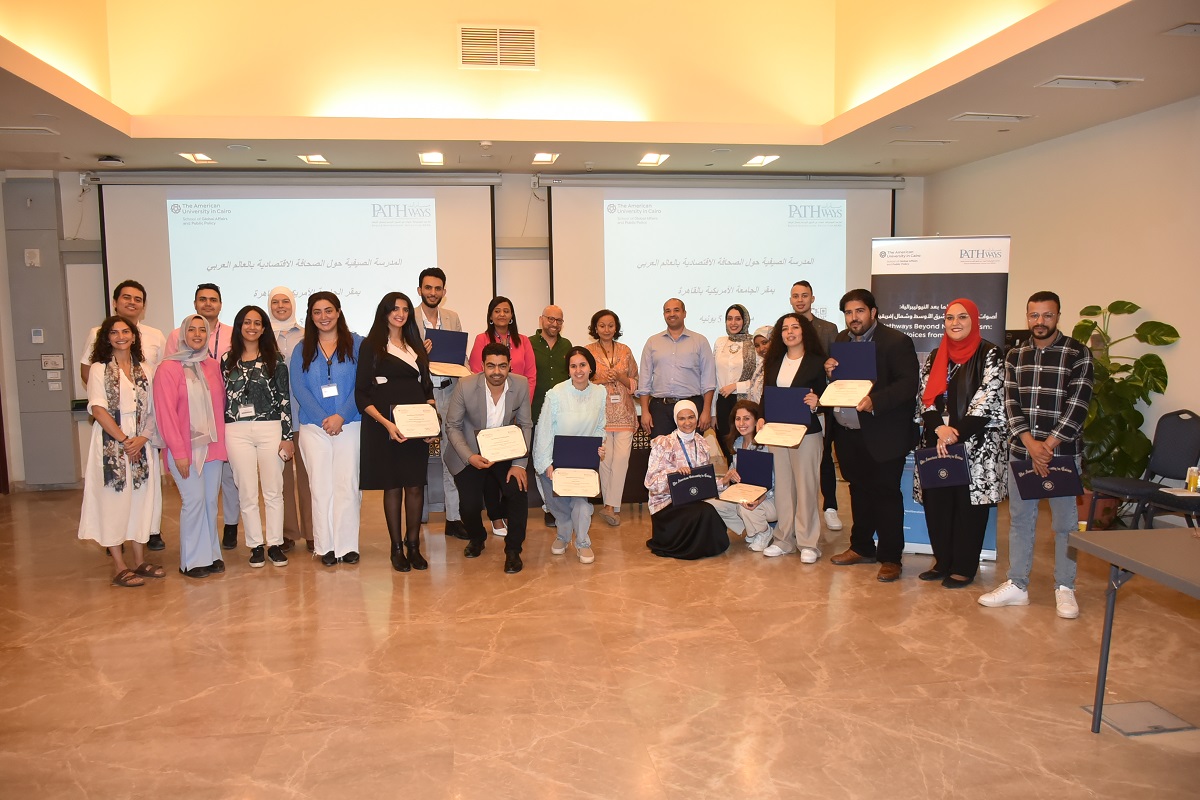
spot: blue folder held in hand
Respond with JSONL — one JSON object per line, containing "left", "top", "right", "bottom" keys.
{"left": 1011, "top": 456, "right": 1083, "bottom": 499}
{"left": 669, "top": 464, "right": 718, "bottom": 506}
{"left": 830, "top": 341, "right": 877, "bottom": 381}
{"left": 552, "top": 435, "right": 603, "bottom": 470}
{"left": 424, "top": 328, "right": 469, "bottom": 365}
{"left": 764, "top": 386, "right": 811, "bottom": 425}
{"left": 915, "top": 444, "right": 970, "bottom": 488}
{"left": 734, "top": 448, "right": 773, "bottom": 489}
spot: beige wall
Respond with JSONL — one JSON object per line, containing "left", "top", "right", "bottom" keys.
{"left": 925, "top": 94, "right": 1200, "bottom": 431}
{"left": 0, "top": 0, "right": 110, "bottom": 96}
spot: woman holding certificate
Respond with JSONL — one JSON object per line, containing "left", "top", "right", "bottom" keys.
{"left": 707, "top": 400, "right": 778, "bottom": 551}
{"left": 356, "top": 292, "right": 437, "bottom": 573}
{"left": 290, "top": 292, "right": 364, "bottom": 568}
{"left": 913, "top": 298, "right": 1006, "bottom": 588}
{"left": 533, "top": 346, "right": 607, "bottom": 564}
{"left": 748, "top": 313, "right": 826, "bottom": 563}
{"left": 712, "top": 304, "right": 758, "bottom": 459}
{"left": 585, "top": 309, "right": 638, "bottom": 527}
{"left": 78, "top": 315, "right": 162, "bottom": 587}
{"left": 644, "top": 400, "right": 729, "bottom": 560}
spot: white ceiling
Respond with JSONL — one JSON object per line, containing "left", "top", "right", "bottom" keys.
{"left": 1, "top": 0, "right": 1198, "bottom": 177}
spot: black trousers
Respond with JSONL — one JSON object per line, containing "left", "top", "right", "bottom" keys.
{"left": 820, "top": 414, "right": 838, "bottom": 511}
{"left": 834, "top": 427, "right": 906, "bottom": 564}
{"left": 714, "top": 393, "right": 736, "bottom": 459}
{"left": 648, "top": 395, "right": 703, "bottom": 438}
{"left": 922, "top": 484, "right": 991, "bottom": 579}
{"left": 454, "top": 461, "right": 528, "bottom": 553}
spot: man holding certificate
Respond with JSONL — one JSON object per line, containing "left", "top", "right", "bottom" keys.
{"left": 444, "top": 342, "right": 534, "bottom": 574}
{"left": 824, "top": 289, "right": 919, "bottom": 582}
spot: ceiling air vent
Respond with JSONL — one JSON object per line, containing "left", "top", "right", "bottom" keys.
{"left": 950, "top": 113, "right": 1033, "bottom": 123}
{"left": 460, "top": 27, "right": 537, "bottom": 68}
{"left": 0, "top": 126, "right": 60, "bottom": 136}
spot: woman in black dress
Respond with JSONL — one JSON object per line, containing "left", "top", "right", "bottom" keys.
{"left": 356, "top": 292, "right": 436, "bottom": 572}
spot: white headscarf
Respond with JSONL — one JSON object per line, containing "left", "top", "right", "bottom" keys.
{"left": 164, "top": 314, "right": 218, "bottom": 467}
{"left": 673, "top": 399, "right": 699, "bottom": 442}
{"left": 268, "top": 286, "right": 298, "bottom": 334}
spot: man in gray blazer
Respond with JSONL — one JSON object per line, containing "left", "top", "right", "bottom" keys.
{"left": 445, "top": 342, "right": 533, "bottom": 573}
{"left": 416, "top": 267, "right": 469, "bottom": 540}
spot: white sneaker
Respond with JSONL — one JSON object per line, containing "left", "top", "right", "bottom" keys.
{"left": 748, "top": 533, "right": 773, "bottom": 553}
{"left": 823, "top": 509, "right": 843, "bottom": 531}
{"left": 551, "top": 539, "right": 568, "bottom": 555}
{"left": 491, "top": 520, "right": 507, "bottom": 537}
{"left": 799, "top": 548, "right": 820, "bottom": 564}
{"left": 978, "top": 580, "right": 1030, "bottom": 608}
{"left": 763, "top": 544, "right": 793, "bottom": 558}
{"left": 1055, "top": 586, "right": 1079, "bottom": 619}
{"left": 577, "top": 546, "right": 595, "bottom": 564}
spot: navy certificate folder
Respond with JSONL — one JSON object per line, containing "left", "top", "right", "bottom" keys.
{"left": 764, "top": 386, "right": 812, "bottom": 425}
{"left": 830, "top": 341, "right": 877, "bottom": 382}
{"left": 552, "top": 435, "right": 603, "bottom": 470}
{"left": 734, "top": 448, "right": 773, "bottom": 489}
{"left": 1011, "top": 456, "right": 1083, "bottom": 499}
{"left": 424, "top": 328, "right": 469, "bottom": 364}
{"left": 914, "top": 444, "right": 970, "bottom": 488}
{"left": 668, "top": 464, "right": 718, "bottom": 506}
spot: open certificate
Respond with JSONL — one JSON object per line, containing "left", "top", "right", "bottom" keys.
{"left": 719, "top": 447, "right": 771, "bottom": 503}
{"left": 552, "top": 468, "right": 601, "bottom": 498}
{"left": 425, "top": 329, "right": 471, "bottom": 377}
{"left": 391, "top": 403, "right": 440, "bottom": 438}
{"left": 757, "top": 386, "right": 810, "bottom": 447}
{"left": 820, "top": 342, "right": 876, "bottom": 407}
{"left": 476, "top": 425, "right": 528, "bottom": 463}
{"left": 719, "top": 482, "right": 767, "bottom": 504}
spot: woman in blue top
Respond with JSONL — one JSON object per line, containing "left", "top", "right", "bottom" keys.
{"left": 533, "top": 347, "right": 607, "bottom": 564}
{"left": 289, "top": 291, "right": 364, "bottom": 567}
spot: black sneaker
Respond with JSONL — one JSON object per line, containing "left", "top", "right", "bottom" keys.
{"left": 249, "top": 545, "right": 265, "bottom": 568}
{"left": 221, "top": 524, "right": 238, "bottom": 550}
{"left": 147, "top": 533, "right": 165, "bottom": 551}
{"left": 267, "top": 545, "right": 288, "bottom": 567}
{"left": 321, "top": 551, "right": 337, "bottom": 567}
{"left": 207, "top": 559, "right": 226, "bottom": 574}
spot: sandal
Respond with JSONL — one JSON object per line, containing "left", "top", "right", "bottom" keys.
{"left": 133, "top": 562, "right": 165, "bottom": 579}
{"left": 111, "top": 568, "right": 145, "bottom": 588}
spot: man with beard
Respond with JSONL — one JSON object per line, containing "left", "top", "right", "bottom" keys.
{"left": 979, "top": 291, "right": 1093, "bottom": 619}
{"left": 791, "top": 280, "right": 843, "bottom": 533}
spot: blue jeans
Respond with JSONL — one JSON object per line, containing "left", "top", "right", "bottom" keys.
{"left": 1005, "top": 462, "right": 1078, "bottom": 590}
{"left": 544, "top": 478, "right": 594, "bottom": 548}
{"left": 169, "top": 457, "right": 223, "bottom": 571}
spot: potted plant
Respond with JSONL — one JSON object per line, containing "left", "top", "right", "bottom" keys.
{"left": 1072, "top": 301, "right": 1179, "bottom": 527}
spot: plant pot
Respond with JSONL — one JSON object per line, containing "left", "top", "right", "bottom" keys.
{"left": 1077, "top": 490, "right": 1120, "bottom": 530}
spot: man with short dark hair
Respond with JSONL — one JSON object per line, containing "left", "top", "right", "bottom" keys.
{"left": 415, "top": 267, "right": 470, "bottom": 540}
{"left": 445, "top": 343, "right": 533, "bottom": 574}
{"left": 792, "top": 280, "right": 843, "bottom": 533}
{"left": 636, "top": 298, "right": 717, "bottom": 436}
{"left": 825, "top": 288, "right": 919, "bottom": 582}
{"left": 979, "top": 290, "right": 1093, "bottom": 619}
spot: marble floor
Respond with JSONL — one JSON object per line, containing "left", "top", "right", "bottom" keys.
{"left": 1, "top": 483, "right": 1198, "bottom": 799}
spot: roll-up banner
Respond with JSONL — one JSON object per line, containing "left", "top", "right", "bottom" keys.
{"left": 870, "top": 236, "right": 1010, "bottom": 559}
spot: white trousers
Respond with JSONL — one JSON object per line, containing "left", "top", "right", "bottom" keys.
{"left": 225, "top": 420, "right": 285, "bottom": 548}
{"left": 598, "top": 430, "right": 633, "bottom": 510}
{"left": 299, "top": 422, "right": 361, "bottom": 557}
{"left": 770, "top": 433, "right": 823, "bottom": 553}
{"left": 708, "top": 495, "right": 778, "bottom": 537}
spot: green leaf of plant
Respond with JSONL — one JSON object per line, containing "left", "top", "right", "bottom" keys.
{"left": 1133, "top": 321, "right": 1180, "bottom": 346}
{"left": 1107, "top": 301, "right": 1140, "bottom": 315}
{"left": 1072, "top": 320, "right": 1098, "bottom": 343}
{"left": 1131, "top": 354, "right": 1168, "bottom": 395}
{"left": 1079, "top": 305, "right": 1103, "bottom": 317}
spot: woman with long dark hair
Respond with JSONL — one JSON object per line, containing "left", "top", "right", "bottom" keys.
{"left": 290, "top": 291, "right": 364, "bottom": 567}
{"left": 356, "top": 292, "right": 437, "bottom": 572}
{"left": 748, "top": 313, "right": 827, "bottom": 563}
{"left": 222, "top": 305, "right": 292, "bottom": 569}
{"left": 707, "top": 399, "right": 778, "bottom": 551}
{"left": 78, "top": 315, "right": 163, "bottom": 586}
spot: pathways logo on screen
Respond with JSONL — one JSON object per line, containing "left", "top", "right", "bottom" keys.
{"left": 372, "top": 203, "right": 433, "bottom": 218}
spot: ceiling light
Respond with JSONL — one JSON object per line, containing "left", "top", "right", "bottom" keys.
{"left": 1037, "top": 76, "right": 1143, "bottom": 89}
{"left": 710, "top": 148, "right": 732, "bottom": 153}
{"left": 638, "top": 153, "right": 670, "bottom": 167}
{"left": 889, "top": 125, "right": 914, "bottom": 132}
{"left": 950, "top": 113, "right": 1032, "bottom": 123}
{"left": 888, "top": 139, "right": 954, "bottom": 146}
{"left": 418, "top": 151, "right": 444, "bottom": 166}
{"left": 179, "top": 153, "right": 216, "bottom": 164}
{"left": 743, "top": 155, "right": 780, "bottom": 167}
{"left": 1164, "top": 22, "right": 1200, "bottom": 36}
{"left": 298, "top": 154, "right": 329, "bottom": 165}
{"left": 226, "top": 144, "right": 251, "bottom": 151}
{"left": 532, "top": 153, "right": 559, "bottom": 164}
{"left": 0, "top": 126, "right": 59, "bottom": 136}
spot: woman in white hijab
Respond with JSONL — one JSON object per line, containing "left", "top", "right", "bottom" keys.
{"left": 268, "top": 286, "right": 313, "bottom": 552}
{"left": 153, "top": 314, "right": 229, "bottom": 578}
{"left": 643, "top": 400, "right": 730, "bottom": 559}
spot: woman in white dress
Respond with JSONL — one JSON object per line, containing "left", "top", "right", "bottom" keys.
{"left": 77, "top": 315, "right": 163, "bottom": 587}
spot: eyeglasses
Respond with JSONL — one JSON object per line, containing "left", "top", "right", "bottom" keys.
{"left": 544, "top": 316, "right": 563, "bottom": 324}
{"left": 1027, "top": 312, "right": 1058, "bottom": 321}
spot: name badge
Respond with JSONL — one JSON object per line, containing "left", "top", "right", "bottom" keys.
{"left": 609, "top": 394, "right": 621, "bottom": 404}
{"left": 237, "top": 404, "right": 256, "bottom": 419}
{"left": 375, "top": 376, "right": 388, "bottom": 384}
{"left": 321, "top": 384, "right": 339, "bottom": 398}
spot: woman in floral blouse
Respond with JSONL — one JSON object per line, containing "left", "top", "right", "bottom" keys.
{"left": 585, "top": 309, "right": 639, "bottom": 527}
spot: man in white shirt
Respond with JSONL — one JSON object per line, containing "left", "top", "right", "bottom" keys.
{"left": 79, "top": 279, "right": 168, "bottom": 550}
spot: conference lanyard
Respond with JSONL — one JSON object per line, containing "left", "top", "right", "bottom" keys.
{"left": 676, "top": 433, "right": 697, "bottom": 468}
{"left": 208, "top": 326, "right": 220, "bottom": 361}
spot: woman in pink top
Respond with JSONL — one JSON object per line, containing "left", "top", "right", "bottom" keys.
{"left": 153, "top": 315, "right": 228, "bottom": 579}
{"left": 468, "top": 296, "right": 536, "bottom": 404}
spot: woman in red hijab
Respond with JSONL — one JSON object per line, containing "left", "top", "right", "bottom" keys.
{"left": 912, "top": 298, "right": 1008, "bottom": 588}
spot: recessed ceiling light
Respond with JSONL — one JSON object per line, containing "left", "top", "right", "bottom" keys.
{"left": 418, "top": 151, "right": 444, "bottom": 166}
{"left": 890, "top": 125, "right": 914, "bottom": 132}
{"left": 31, "top": 113, "right": 59, "bottom": 121}
{"left": 743, "top": 155, "right": 780, "bottom": 167}
{"left": 1164, "top": 22, "right": 1200, "bottom": 36}
{"left": 298, "top": 154, "right": 329, "bottom": 165}
{"left": 888, "top": 139, "right": 954, "bottom": 146}
{"left": 638, "top": 153, "right": 669, "bottom": 167}
{"left": 227, "top": 144, "right": 252, "bottom": 151}
{"left": 1037, "top": 75, "right": 1143, "bottom": 89}
{"left": 950, "top": 113, "right": 1032, "bottom": 123}
{"left": 0, "top": 126, "right": 59, "bottom": 136}
{"left": 179, "top": 153, "right": 216, "bottom": 164}
{"left": 710, "top": 148, "right": 732, "bottom": 153}
{"left": 532, "top": 153, "right": 559, "bottom": 164}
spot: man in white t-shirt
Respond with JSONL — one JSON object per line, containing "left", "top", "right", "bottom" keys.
{"left": 79, "top": 279, "right": 168, "bottom": 549}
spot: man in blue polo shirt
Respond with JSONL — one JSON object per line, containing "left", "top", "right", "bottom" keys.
{"left": 636, "top": 298, "right": 717, "bottom": 437}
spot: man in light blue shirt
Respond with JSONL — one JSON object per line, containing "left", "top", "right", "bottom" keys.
{"left": 636, "top": 298, "right": 717, "bottom": 436}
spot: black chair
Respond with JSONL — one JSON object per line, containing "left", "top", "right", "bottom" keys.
{"left": 1144, "top": 487, "right": 1200, "bottom": 529}
{"left": 1086, "top": 409, "right": 1200, "bottom": 529}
